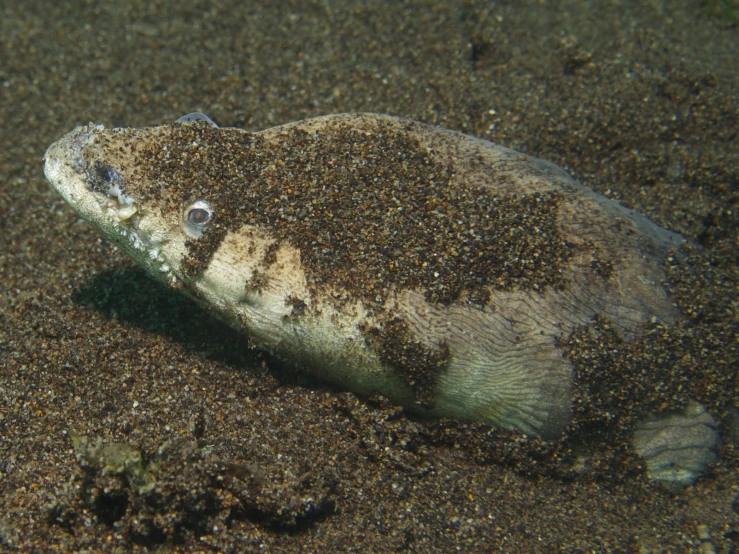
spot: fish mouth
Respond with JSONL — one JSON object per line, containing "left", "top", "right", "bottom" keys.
{"left": 44, "top": 125, "right": 137, "bottom": 223}
{"left": 44, "top": 126, "right": 100, "bottom": 208}
{"left": 44, "top": 127, "right": 138, "bottom": 245}
{"left": 44, "top": 126, "right": 178, "bottom": 283}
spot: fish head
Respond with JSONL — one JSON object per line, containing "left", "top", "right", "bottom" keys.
{"left": 43, "top": 122, "right": 217, "bottom": 288}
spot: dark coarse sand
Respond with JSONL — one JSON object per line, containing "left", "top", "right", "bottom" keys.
{"left": 1, "top": 1, "right": 738, "bottom": 552}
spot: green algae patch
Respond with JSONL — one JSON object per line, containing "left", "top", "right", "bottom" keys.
{"left": 70, "top": 432, "right": 158, "bottom": 494}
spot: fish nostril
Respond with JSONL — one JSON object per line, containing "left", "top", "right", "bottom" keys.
{"left": 69, "top": 133, "right": 90, "bottom": 172}
{"left": 45, "top": 157, "right": 61, "bottom": 172}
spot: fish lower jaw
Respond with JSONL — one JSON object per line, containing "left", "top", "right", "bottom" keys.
{"left": 102, "top": 220, "right": 178, "bottom": 283}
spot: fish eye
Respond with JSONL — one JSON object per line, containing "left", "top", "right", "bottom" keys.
{"left": 182, "top": 200, "right": 213, "bottom": 238}
{"left": 188, "top": 207, "right": 210, "bottom": 224}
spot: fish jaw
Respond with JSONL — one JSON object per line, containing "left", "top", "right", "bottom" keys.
{"left": 44, "top": 125, "right": 111, "bottom": 226}
{"left": 43, "top": 125, "right": 185, "bottom": 285}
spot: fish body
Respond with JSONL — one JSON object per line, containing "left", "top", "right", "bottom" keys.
{"left": 44, "top": 113, "right": 684, "bottom": 439}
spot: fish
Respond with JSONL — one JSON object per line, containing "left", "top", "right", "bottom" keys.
{"left": 44, "top": 112, "right": 686, "bottom": 440}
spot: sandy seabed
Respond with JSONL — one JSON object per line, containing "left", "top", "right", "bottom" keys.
{"left": 0, "top": 1, "right": 737, "bottom": 552}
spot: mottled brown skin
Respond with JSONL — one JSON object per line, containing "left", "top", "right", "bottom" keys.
{"left": 364, "top": 317, "right": 451, "bottom": 409}
{"left": 44, "top": 114, "right": 685, "bottom": 438}
{"left": 89, "top": 117, "right": 574, "bottom": 307}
